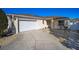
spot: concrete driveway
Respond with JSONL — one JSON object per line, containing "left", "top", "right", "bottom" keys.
{"left": 1, "top": 30, "right": 69, "bottom": 50}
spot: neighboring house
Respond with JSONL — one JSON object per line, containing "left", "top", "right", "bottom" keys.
{"left": 7, "top": 14, "right": 70, "bottom": 34}
{"left": 67, "top": 18, "right": 79, "bottom": 28}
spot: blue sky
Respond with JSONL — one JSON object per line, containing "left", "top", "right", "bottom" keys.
{"left": 2, "top": 8, "right": 79, "bottom": 18}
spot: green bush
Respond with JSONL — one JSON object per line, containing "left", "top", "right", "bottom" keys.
{"left": 0, "top": 9, "right": 8, "bottom": 37}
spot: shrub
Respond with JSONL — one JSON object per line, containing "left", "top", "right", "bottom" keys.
{"left": 0, "top": 9, "right": 8, "bottom": 37}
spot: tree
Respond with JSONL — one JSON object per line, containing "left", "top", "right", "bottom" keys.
{"left": 0, "top": 9, "right": 8, "bottom": 37}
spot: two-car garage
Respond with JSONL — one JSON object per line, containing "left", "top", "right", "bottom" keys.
{"left": 18, "top": 17, "right": 47, "bottom": 32}
{"left": 19, "top": 21, "right": 41, "bottom": 32}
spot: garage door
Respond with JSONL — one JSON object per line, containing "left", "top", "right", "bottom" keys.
{"left": 19, "top": 21, "right": 41, "bottom": 32}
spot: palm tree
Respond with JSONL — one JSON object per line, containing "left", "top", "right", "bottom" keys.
{"left": 0, "top": 9, "right": 8, "bottom": 37}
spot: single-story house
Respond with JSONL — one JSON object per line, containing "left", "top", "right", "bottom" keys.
{"left": 7, "top": 14, "right": 52, "bottom": 34}
{"left": 6, "top": 14, "right": 70, "bottom": 34}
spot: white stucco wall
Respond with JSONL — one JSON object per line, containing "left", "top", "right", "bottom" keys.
{"left": 14, "top": 18, "right": 19, "bottom": 33}
{"left": 36, "top": 20, "right": 48, "bottom": 29}
{"left": 7, "top": 16, "right": 12, "bottom": 29}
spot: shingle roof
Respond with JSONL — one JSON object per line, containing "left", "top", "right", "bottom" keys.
{"left": 7, "top": 14, "right": 70, "bottom": 20}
